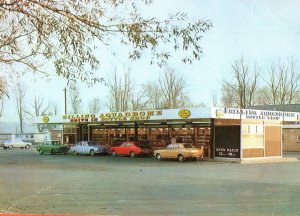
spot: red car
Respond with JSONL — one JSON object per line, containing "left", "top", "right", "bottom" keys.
{"left": 109, "top": 141, "right": 152, "bottom": 158}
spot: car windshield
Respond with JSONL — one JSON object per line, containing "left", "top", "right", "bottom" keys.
{"left": 52, "top": 141, "right": 62, "bottom": 145}
{"left": 183, "top": 144, "right": 195, "bottom": 149}
{"left": 87, "top": 141, "right": 97, "bottom": 146}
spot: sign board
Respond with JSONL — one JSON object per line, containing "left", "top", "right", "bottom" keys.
{"left": 33, "top": 107, "right": 300, "bottom": 124}
{"left": 211, "top": 107, "right": 300, "bottom": 122}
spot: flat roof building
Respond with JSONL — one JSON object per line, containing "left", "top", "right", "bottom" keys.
{"left": 34, "top": 107, "right": 300, "bottom": 160}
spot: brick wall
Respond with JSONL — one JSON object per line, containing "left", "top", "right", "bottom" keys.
{"left": 282, "top": 128, "right": 300, "bottom": 152}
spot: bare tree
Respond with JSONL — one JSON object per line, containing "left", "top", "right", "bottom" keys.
{"left": 13, "top": 82, "right": 27, "bottom": 133}
{"left": 221, "top": 58, "right": 259, "bottom": 108}
{"left": 88, "top": 98, "right": 102, "bottom": 113}
{"left": 107, "top": 70, "right": 132, "bottom": 112}
{"left": 24, "top": 95, "right": 50, "bottom": 132}
{"left": 48, "top": 103, "right": 58, "bottom": 116}
{"left": 69, "top": 83, "right": 81, "bottom": 114}
{"left": 0, "top": 1, "right": 212, "bottom": 93}
{"left": 0, "top": 76, "right": 7, "bottom": 118}
{"left": 264, "top": 58, "right": 300, "bottom": 105}
{"left": 159, "top": 67, "right": 188, "bottom": 109}
{"left": 129, "top": 89, "right": 150, "bottom": 111}
{"left": 144, "top": 82, "right": 164, "bottom": 109}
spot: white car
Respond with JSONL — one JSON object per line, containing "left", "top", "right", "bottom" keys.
{"left": 0, "top": 139, "right": 32, "bottom": 149}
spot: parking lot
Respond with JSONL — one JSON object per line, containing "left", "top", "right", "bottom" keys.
{"left": 0, "top": 148, "right": 300, "bottom": 216}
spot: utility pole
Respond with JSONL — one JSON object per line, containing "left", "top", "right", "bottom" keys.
{"left": 64, "top": 87, "right": 67, "bottom": 115}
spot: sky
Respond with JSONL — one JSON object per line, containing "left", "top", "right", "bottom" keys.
{"left": 1, "top": 0, "right": 300, "bottom": 128}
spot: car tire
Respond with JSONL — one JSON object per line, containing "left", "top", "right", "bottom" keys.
{"left": 25, "top": 144, "right": 30, "bottom": 149}
{"left": 111, "top": 151, "right": 117, "bottom": 157}
{"left": 8, "top": 145, "right": 13, "bottom": 150}
{"left": 156, "top": 153, "right": 162, "bottom": 161}
{"left": 130, "top": 151, "right": 135, "bottom": 158}
{"left": 39, "top": 149, "right": 44, "bottom": 155}
{"left": 51, "top": 149, "right": 54, "bottom": 155}
{"left": 178, "top": 154, "right": 185, "bottom": 162}
{"left": 3, "top": 147, "right": 7, "bottom": 150}
{"left": 90, "top": 149, "right": 95, "bottom": 156}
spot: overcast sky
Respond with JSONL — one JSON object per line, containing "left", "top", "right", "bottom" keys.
{"left": 1, "top": 0, "right": 300, "bottom": 125}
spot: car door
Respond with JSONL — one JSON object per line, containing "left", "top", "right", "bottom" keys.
{"left": 162, "top": 144, "right": 174, "bottom": 158}
{"left": 72, "top": 142, "right": 80, "bottom": 153}
{"left": 18, "top": 140, "right": 25, "bottom": 148}
{"left": 45, "top": 141, "right": 52, "bottom": 153}
{"left": 14, "top": 139, "right": 21, "bottom": 148}
{"left": 82, "top": 142, "right": 89, "bottom": 154}
{"left": 117, "top": 142, "right": 126, "bottom": 155}
{"left": 170, "top": 144, "right": 180, "bottom": 158}
{"left": 124, "top": 143, "right": 132, "bottom": 155}
{"left": 40, "top": 141, "right": 47, "bottom": 152}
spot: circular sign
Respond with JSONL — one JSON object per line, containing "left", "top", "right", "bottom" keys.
{"left": 178, "top": 109, "right": 191, "bottom": 118}
{"left": 42, "top": 116, "right": 49, "bottom": 123}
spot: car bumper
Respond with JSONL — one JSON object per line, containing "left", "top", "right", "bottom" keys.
{"left": 56, "top": 147, "right": 69, "bottom": 153}
{"left": 189, "top": 153, "right": 203, "bottom": 158}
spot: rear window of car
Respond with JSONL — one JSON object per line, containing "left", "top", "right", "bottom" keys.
{"left": 183, "top": 144, "right": 194, "bottom": 149}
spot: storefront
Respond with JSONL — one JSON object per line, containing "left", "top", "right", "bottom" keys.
{"left": 36, "top": 107, "right": 300, "bottom": 160}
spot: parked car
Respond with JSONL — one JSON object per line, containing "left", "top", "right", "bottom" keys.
{"left": 0, "top": 139, "right": 32, "bottom": 149}
{"left": 109, "top": 141, "right": 152, "bottom": 158}
{"left": 154, "top": 143, "right": 204, "bottom": 162}
{"left": 70, "top": 141, "right": 109, "bottom": 156}
{"left": 36, "top": 140, "right": 69, "bottom": 155}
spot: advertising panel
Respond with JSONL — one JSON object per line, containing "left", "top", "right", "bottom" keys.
{"left": 214, "top": 125, "right": 241, "bottom": 158}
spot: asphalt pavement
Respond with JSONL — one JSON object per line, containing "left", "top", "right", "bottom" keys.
{"left": 0, "top": 147, "right": 300, "bottom": 216}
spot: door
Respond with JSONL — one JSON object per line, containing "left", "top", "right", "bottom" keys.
{"left": 124, "top": 143, "right": 132, "bottom": 155}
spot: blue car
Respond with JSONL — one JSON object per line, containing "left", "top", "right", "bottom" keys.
{"left": 70, "top": 141, "right": 109, "bottom": 156}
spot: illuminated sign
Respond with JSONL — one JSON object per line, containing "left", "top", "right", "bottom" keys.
{"left": 61, "top": 110, "right": 163, "bottom": 123}
{"left": 216, "top": 108, "right": 225, "bottom": 118}
{"left": 178, "top": 109, "right": 191, "bottom": 118}
{"left": 42, "top": 116, "right": 49, "bottom": 123}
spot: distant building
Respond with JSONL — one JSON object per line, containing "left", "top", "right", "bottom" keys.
{"left": 0, "top": 132, "right": 49, "bottom": 144}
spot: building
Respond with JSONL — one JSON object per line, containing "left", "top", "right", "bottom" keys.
{"left": 34, "top": 107, "right": 300, "bottom": 160}
{"left": 249, "top": 104, "right": 300, "bottom": 152}
{"left": 0, "top": 132, "right": 49, "bottom": 144}
{"left": 283, "top": 124, "right": 300, "bottom": 152}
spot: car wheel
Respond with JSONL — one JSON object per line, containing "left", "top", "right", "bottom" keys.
{"left": 51, "top": 149, "right": 54, "bottom": 155}
{"left": 130, "top": 151, "right": 135, "bottom": 158}
{"left": 178, "top": 154, "right": 185, "bottom": 162}
{"left": 90, "top": 149, "right": 95, "bottom": 156}
{"left": 111, "top": 151, "right": 117, "bottom": 157}
{"left": 8, "top": 145, "right": 13, "bottom": 150}
{"left": 73, "top": 151, "right": 78, "bottom": 156}
{"left": 25, "top": 144, "right": 30, "bottom": 149}
{"left": 39, "top": 149, "right": 44, "bottom": 155}
{"left": 156, "top": 153, "right": 162, "bottom": 160}
{"left": 3, "top": 147, "right": 7, "bottom": 150}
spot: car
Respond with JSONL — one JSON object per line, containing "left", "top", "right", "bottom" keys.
{"left": 154, "top": 143, "right": 204, "bottom": 162}
{"left": 36, "top": 140, "right": 69, "bottom": 155}
{"left": 70, "top": 141, "right": 109, "bottom": 156}
{"left": 0, "top": 139, "right": 32, "bottom": 149}
{"left": 109, "top": 141, "right": 152, "bottom": 158}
